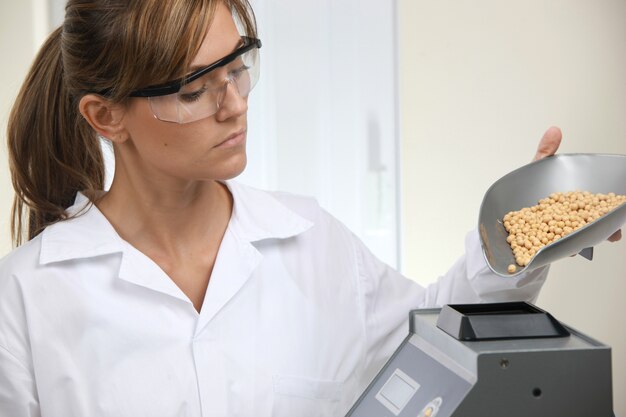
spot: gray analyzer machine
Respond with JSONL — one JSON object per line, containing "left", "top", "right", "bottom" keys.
{"left": 345, "top": 302, "right": 612, "bottom": 417}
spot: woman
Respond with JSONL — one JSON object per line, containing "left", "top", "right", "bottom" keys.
{"left": 0, "top": 1, "right": 559, "bottom": 416}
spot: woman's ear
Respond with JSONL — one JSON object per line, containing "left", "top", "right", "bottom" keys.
{"left": 79, "top": 94, "right": 129, "bottom": 144}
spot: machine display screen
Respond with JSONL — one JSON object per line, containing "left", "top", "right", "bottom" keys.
{"left": 376, "top": 369, "right": 420, "bottom": 415}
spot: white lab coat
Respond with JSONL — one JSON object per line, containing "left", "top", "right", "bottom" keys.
{"left": 0, "top": 181, "right": 548, "bottom": 417}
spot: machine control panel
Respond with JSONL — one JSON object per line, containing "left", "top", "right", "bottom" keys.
{"left": 346, "top": 340, "right": 471, "bottom": 417}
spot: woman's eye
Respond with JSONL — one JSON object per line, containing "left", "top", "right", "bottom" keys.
{"left": 231, "top": 65, "right": 250, "bottom": 78}
{"left": 179, "top": 86, "right": 208, "bottom": 103}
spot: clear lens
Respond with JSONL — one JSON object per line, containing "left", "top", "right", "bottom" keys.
{"left": 148, "top": 47, "right": 260, "bottom": 124}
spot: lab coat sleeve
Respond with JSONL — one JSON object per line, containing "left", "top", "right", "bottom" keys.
{"left": 354, "top": 228, "right": 549, "bottom": 389}
{"left": 424, "top": 228, "right": 549, "bottom": 305}
{"left": 0, "top": 344, "right": 40, "bottom": 417}
{"left": 0, "top": 251, "right": 41, "bottom": 417}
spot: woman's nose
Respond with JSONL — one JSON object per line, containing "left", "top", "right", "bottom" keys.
{"left": 215, "top": 80, "right": 248, "bottom": 122}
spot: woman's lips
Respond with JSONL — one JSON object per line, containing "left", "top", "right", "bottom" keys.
{"left": 215, "top": 129, "right": 246, "bottom": 148}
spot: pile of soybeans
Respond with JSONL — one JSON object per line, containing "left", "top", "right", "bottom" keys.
{"left": 503, "top": 191, "right": 626, "bottom": 273}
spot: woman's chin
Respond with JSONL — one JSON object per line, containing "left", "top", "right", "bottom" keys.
{"left": 214, "top": 154, "right": 248, "bottom": 181}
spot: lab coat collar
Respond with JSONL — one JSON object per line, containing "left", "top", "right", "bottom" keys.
{"left": 191, "top": 182, "right": 314, "bottom": 333}
{"left": 39, "top": 181, "right": 313, "bottom": 265}
{"left": 39, "top": 193, "right": 125, "bottom": 265}
{"left": 225, "top": 180, "right": 313, "bottom": 242}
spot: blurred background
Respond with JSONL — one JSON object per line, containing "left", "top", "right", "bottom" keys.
{"left": 1, "top": 0, "right": 625, "bottom": 412}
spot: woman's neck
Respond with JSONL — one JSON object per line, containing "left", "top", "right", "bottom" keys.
{"left": 96, "top": 173, "right": 233, "bottom": 261}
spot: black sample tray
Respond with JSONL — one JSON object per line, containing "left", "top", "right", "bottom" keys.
{"left": 436, "top": 302, "right": 570, "bottom": 341}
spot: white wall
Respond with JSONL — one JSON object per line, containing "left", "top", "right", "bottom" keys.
{"left": 243, "top": 0, "right": 400, "bottom": 267}
{"left": 399, "top": 0, "right": 626, "bottom": 413}
{"left": 0, "top": 1, "right": 41, "bottom": 255}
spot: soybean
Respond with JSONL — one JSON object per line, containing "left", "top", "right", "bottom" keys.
{"left": 503, "top": 191, "right": 626, "bottom": 272}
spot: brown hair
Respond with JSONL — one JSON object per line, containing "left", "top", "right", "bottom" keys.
{"left": 7, "top": 0, "right": 257, "bottom": 246}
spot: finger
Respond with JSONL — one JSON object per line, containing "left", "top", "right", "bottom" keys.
{"left": 608, "top": 229, "right": 622, "bottom": 242}
{"left": 533, "top": 126, "right": 562, "bottom": 161}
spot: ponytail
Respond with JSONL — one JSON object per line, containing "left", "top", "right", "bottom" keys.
{"left": 7, "top": 27, "right": 105, "bottom": 246}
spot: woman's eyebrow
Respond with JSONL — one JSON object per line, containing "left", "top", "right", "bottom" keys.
{"left": 189, "top": 38, "right": 245, "bottom": 71}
